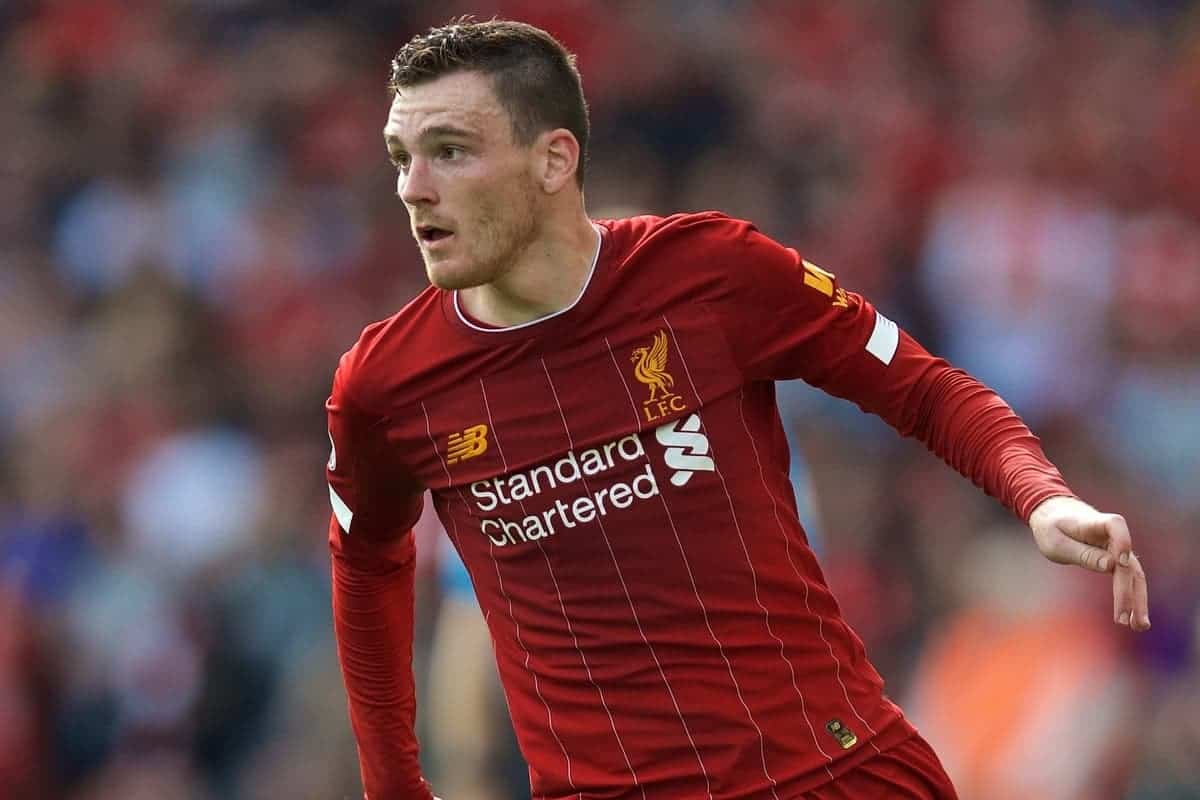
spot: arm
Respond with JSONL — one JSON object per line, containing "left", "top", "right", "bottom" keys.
{"left": 896, "top": 363, "right": 1150, "bottom": 631}
{"left": 330, "top": 520, "right": 435, "bottom": 800}
{"left": 703, "top": 216, "right": 1149, "bottom": 631}
{"left": 326, "top": 353, "right": 436, "bottom": 799}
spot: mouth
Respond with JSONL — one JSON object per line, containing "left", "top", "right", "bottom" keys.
{"left": 416, "top": 225, "right": 454, "bottom": 246}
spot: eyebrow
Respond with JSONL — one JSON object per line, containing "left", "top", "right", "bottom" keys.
{"left": 384, "top": 124, "right": 479, "bottom": 148}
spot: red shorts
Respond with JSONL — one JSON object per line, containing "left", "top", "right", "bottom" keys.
{"left": 805, "top": 733, "right": 959, "bottom": 799}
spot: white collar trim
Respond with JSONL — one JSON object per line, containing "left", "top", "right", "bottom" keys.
{"left": 453, "top": 223, "right": 604, "bottom": 333}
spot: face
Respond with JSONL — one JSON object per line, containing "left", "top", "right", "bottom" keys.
{"left": 384, "top": 71, "right": 542, "bottom": 290}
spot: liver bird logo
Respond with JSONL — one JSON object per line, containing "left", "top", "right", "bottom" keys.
{"left": 630, "top": 330, "right": 675, "bottom": 402}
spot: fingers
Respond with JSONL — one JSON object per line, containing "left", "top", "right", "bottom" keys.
{"left": 1054, "top": 513, "right": 1139, "bottom": 574}
{"left": 1101, "top": 515, "right": 1148, "bottom": 631}
{"left": 1057, "top": 516, "right": 1110, "bottom": 547}
{"left": 1035, "top": 507, "right": 1149, "bottom": 632}
{"left": 1050, "top": 537, "right": 1113, "bottom": 573}
{"left": 1102, "top": 514, "right": 1133, "bottom": 566}
{"left": 1112, "top": 552, "right": 1150, "bottom": 631}
{"left": 1063, "top": 513, "right": 1132, "bottom": 557}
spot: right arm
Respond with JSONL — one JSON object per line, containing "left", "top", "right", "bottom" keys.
{"left": 330, "top": 519, "right": 433, "bottom": 799}
{"left": 326, "top": 355, "right": 434, "bottom": 800}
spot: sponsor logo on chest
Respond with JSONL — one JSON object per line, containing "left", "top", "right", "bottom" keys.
{"left": 465, "top": 416, "right": 717, "bottom": 548}
{"left": 438, "top": 328, "right": 723, "bottom": 548}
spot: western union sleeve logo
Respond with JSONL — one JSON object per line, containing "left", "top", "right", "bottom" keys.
{"left": 630, "top": 329, "right": 687, "bottom": 423}
{"left": 802, "top": 259, "right": 849, "bottom": 308}
{"left": 447, "top": 423, "right": 489, "bottom": 465}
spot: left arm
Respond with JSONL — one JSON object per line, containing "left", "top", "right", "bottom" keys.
{"left": 892, "top": 362, "right": 1149, "bottom": 631}
{"left": 701, "top": 215, "right": 1149, "bottom": 631}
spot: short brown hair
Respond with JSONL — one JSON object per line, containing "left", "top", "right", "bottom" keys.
{"left": 389, "top": 18, "right": 590, "bottom": 186}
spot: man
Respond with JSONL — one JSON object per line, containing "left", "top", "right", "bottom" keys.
{"left": 326, "top": 18, "right": 1150, "bottom": 800}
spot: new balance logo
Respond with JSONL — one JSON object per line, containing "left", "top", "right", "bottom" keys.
{"left": 447, "top": 424, "right": 489, "bottom": 465}
{"left": 655, "top": 413, "right": 714, "bottom": 486}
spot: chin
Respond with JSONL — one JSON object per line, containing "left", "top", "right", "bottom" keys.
{"left": 425, "top": 260, "right": 487, "bottom": 291}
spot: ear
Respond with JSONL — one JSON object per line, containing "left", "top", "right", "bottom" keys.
{"left": 537, "top": 128, "right": 580, "bottom": 194}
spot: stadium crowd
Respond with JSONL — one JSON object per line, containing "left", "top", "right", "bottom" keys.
{"left": 1, "top": 0, "right": 1198, "bottom": 798}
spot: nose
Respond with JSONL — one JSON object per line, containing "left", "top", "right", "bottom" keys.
{"left": 398, "top": 157, "right": 437, "bottom": 206}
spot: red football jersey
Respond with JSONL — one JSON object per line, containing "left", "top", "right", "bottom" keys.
{"left": 326, "top": 212, "right": 1073, "bottom": 800}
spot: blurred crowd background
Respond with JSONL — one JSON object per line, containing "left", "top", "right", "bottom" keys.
{"left": 2, "top": 0, "right": 1198, "bottom": 798}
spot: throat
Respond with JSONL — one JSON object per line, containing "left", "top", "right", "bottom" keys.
{"left": 456, "top": 224, "right": 602, "bottom": 330}
{"left": 458, "top": 285, "right": 564, "bottom": 328}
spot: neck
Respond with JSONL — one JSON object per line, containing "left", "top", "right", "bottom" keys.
{"left": 458, "top": 208, "right": 600, "bottom": 328}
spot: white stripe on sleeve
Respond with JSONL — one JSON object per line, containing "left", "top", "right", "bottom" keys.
{"left": 865, "top": 311, "right": 899, "bottom": 365}
{"left": 329, "top": 484, "right": 354, "bottom": 533}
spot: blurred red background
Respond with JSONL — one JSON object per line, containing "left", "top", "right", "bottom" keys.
{"left": 1, "top": 1, "right": 1197, "bottom": 798}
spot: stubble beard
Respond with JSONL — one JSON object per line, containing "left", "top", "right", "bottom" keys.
{"left": 485, "top": 182, "right": 540, "bottom": 285}
{"left": 427, "top": 183, "right": 540, "bottom": 291}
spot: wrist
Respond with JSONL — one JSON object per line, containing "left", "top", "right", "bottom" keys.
{"left": 1028, "top": 494, "right": 1087, "bottom": 526}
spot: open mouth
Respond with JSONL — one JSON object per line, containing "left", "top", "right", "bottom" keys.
{"left": 417, "top": 225, "right": 454, "bottom": 244}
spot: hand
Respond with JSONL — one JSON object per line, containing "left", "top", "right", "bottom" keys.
{"left": 1028, "top": 496, "right": 1150, "bottom": 631}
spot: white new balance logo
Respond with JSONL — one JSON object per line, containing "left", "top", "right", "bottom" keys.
{"left": 655, "top": 413, "right": 715, "bottom": 486}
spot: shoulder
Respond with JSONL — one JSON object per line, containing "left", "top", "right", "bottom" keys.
{"left": 596, "top": 211, "right": 800, "bottom": 303}
{"left": 595, "top": 211, "right": 772, "bottom": 295}
{"left": 597, "top": 210, "right": 758, "bottom": 260}
{"left": 331, "top": 285, "right": 445, "bottom": 416}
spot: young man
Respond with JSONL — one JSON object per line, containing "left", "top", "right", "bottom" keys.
{"left": 326, "top": 18, "right": 1150, "bottom": 800}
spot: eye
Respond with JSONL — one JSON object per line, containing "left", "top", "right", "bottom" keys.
{"left": 438, "top": 145, "right": 464, "bottom": 161}
{"left": 389, "top": 151, "right": 411, "bottom": 172}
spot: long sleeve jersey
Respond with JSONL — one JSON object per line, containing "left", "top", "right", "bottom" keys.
{"left": 325, "top": 212, "right": 1073, "bottom": 799}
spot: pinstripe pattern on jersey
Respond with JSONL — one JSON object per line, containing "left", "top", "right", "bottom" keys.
{"left": 422, "top": 400, "right": 580, "bottom": 793}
